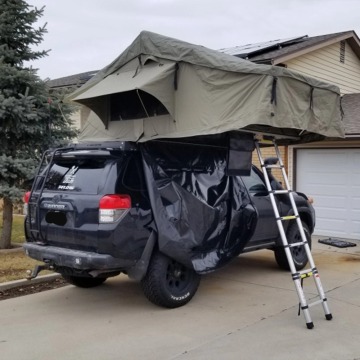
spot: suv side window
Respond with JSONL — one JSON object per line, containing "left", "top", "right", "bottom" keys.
{"left": 115, "top": 153, "right": 148, "bottom": 204}
{"left": 241, "top": 169, "right": 267, "bottom": 194}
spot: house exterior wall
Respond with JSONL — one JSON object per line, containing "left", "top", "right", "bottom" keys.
{"left": 285, "top": 41, "right": 360, "bottom": 94}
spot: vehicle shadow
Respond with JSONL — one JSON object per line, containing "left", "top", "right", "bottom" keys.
{"left": 36, "top": 249, "right": 290, "bottom": 317}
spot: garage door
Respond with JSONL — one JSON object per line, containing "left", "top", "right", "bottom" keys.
{"left": 296, "top": 148, "right": 360, "bottom": 239}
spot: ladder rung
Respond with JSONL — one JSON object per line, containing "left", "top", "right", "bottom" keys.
{"left": 298, "top": 268, "right": 313, "bottom": 275}
{"left": 264, "top": 164, "right": 283, "bottom": 169}
{"left": 258, "top": 139, "right": 273, "bottom": 145}
{"left": 287, "top": 241, "right": 307, "bottom": 248}
{"left": 298, "top": 267, "right": 318, "bottom": 276}
{"left": 300, "top": 271, "right": 313, "bottom": 279}
{"left": 292, "top": 267, "right": 318, "bottom": 280}
{"left": 293, "top": 271, "right": 313, "bottom": 280}
{"left": 278, "top": 215, "right": 298, "bottom": 221}
{"left": 308, "top": 299, "right": 326, "bottom": 308}
{"left": 271, "top": 190, "right": 292, "bottom": 194}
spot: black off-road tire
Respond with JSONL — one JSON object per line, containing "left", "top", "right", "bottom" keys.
{"left": 61, "top": 275, "right": 107, "bottom": 288}
{"left": 274, "top": 221, "right": 311, "bottom": 271}
{"left": 141, "top": 251, "right": 200, "bottom": 308}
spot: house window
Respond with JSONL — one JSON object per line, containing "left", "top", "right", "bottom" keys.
{"left": 340, "top": 41, "right": 345, "bottom": 63}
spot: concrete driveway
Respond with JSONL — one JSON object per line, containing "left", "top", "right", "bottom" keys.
{"left": 0, "top": 238, "right": 359, "bottom": 360}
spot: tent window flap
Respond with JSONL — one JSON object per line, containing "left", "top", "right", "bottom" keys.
{"left": 110, "top": 90, "right": 169, "bottom": 121}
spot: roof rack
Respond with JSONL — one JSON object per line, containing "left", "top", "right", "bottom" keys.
{"left": 47, "top": 141, "right": 138, "bottom": 156}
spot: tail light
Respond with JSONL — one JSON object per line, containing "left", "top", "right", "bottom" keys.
{"left": 23, "top": 191, "right": 31, "bottom": 203}
{"left": 23, "top": 191, "right": 31, "bottom": 216}
{"left": 99, "top": 194, "right": 131, "bottom": 224}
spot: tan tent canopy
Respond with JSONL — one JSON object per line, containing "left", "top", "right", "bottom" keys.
{"left": 68, "top": 31, "right": 344, "bottom": 143}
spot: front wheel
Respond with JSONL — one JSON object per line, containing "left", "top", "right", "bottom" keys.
{"left": 61, "top": 275, "right": 107, "bottom": 288}
{"left": 274, "top": 221, "right": 311, "bottom": 271}
{"left": 141, "top": 251, "right": 200, "bottom": 308}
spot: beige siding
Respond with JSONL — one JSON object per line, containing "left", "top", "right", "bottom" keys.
{"left": 286, "top": 41, "right": 360, "bottom": 94}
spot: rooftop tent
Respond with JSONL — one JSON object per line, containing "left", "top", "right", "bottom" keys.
{"left": 69, "top": 31, "right": 344, "bottom": 143}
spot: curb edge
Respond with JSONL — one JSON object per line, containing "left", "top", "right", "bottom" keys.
{"left": 0, "top": 273, "right": 61, "bottom": 291}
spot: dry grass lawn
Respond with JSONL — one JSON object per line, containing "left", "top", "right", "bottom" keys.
{"left": 0, "top": 214, "right": 50, "bottom": 283}
{"left": 0, "top": 251, "right": 49, "bottom": 283}
{"left": 0, "top": 214, "right": 26, "bottom": 244}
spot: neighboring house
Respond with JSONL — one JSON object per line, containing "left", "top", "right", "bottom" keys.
{"left": 222, "top": 30, "right": 360, "bottom": 239}
{"left": 47, "top": 30, "right": 360, "bottom": 239}
{"left": 46, "top": 70, "right": 98, "bottom": 130}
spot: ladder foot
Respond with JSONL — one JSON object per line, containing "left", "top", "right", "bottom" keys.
{"left": 306, "top": 322, "right": 314, "bottom": 330}
{"left": 325, "top": 314, "right": 333, "bottom": 321}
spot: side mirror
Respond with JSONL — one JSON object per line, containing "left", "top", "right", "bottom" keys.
{"left": 249, "top": 184, "right": 268, "bottom": 196}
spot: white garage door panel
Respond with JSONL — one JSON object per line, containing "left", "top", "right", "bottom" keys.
{"left": 352, "top": 184, "right": 360, "bottom": 195}
{"left": 351, "top": 197, "right": 360, "bottom": 210}
{"left": 316, "top": 208, "right": 347, "bottom": 219}
{"left": 296, "top": 148, "right": 360, "bottom": 239}
{"left": 314, "top": 195, "right": 346, "bottom": 209}
{"left": 305, "top": 181, "right": 346, "bottom": 188}
{"left": 317, "top": 218, "right": 345, "bottom": 233}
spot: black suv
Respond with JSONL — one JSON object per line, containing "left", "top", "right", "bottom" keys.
{"left": 24, "top": 135, "right": 315, "bottom": 308}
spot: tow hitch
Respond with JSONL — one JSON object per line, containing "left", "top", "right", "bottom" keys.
{"left": 26, "top": 261, "right": 54, "bottom": 280}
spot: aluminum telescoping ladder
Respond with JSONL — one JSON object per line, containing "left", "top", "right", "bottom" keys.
{"left": 254, "top": 137, "right": 332, "bottom": 329}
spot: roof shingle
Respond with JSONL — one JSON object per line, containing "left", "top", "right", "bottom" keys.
{"left": 46, "top": 70, "right": 98, "bottom": 89}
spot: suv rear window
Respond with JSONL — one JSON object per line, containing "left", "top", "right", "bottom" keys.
{"left": 44, "top": 158, "right": 110, "bottom": 194}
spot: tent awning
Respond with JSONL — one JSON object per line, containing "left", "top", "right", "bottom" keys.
{"left": 73, "top": 56, "right": 176, "bottom": 127}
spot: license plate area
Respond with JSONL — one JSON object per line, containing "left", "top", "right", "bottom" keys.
{"left": 45, "top": 211, "right": 67, "bottom": 226}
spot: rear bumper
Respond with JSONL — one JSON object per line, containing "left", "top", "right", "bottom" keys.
{"left": 23, "top": 243, "right": 136, "bottom": 270}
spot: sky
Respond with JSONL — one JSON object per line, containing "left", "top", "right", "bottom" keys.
{"left": 26, "top": 0, "right": 360, "bottom": 80}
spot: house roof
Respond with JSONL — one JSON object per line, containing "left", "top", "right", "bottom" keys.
{"left": 220, "top": 35, "right": 308, "bottom": 59}
{"left": 45, "top": 70, "right": 98, "bottom": 89}
{"left": 221, "top": 31, "right": 360, "bottom": 65}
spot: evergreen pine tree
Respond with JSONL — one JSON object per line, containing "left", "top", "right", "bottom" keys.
{"left": 0, "top": 0, "right": 77, "bottom": 248}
